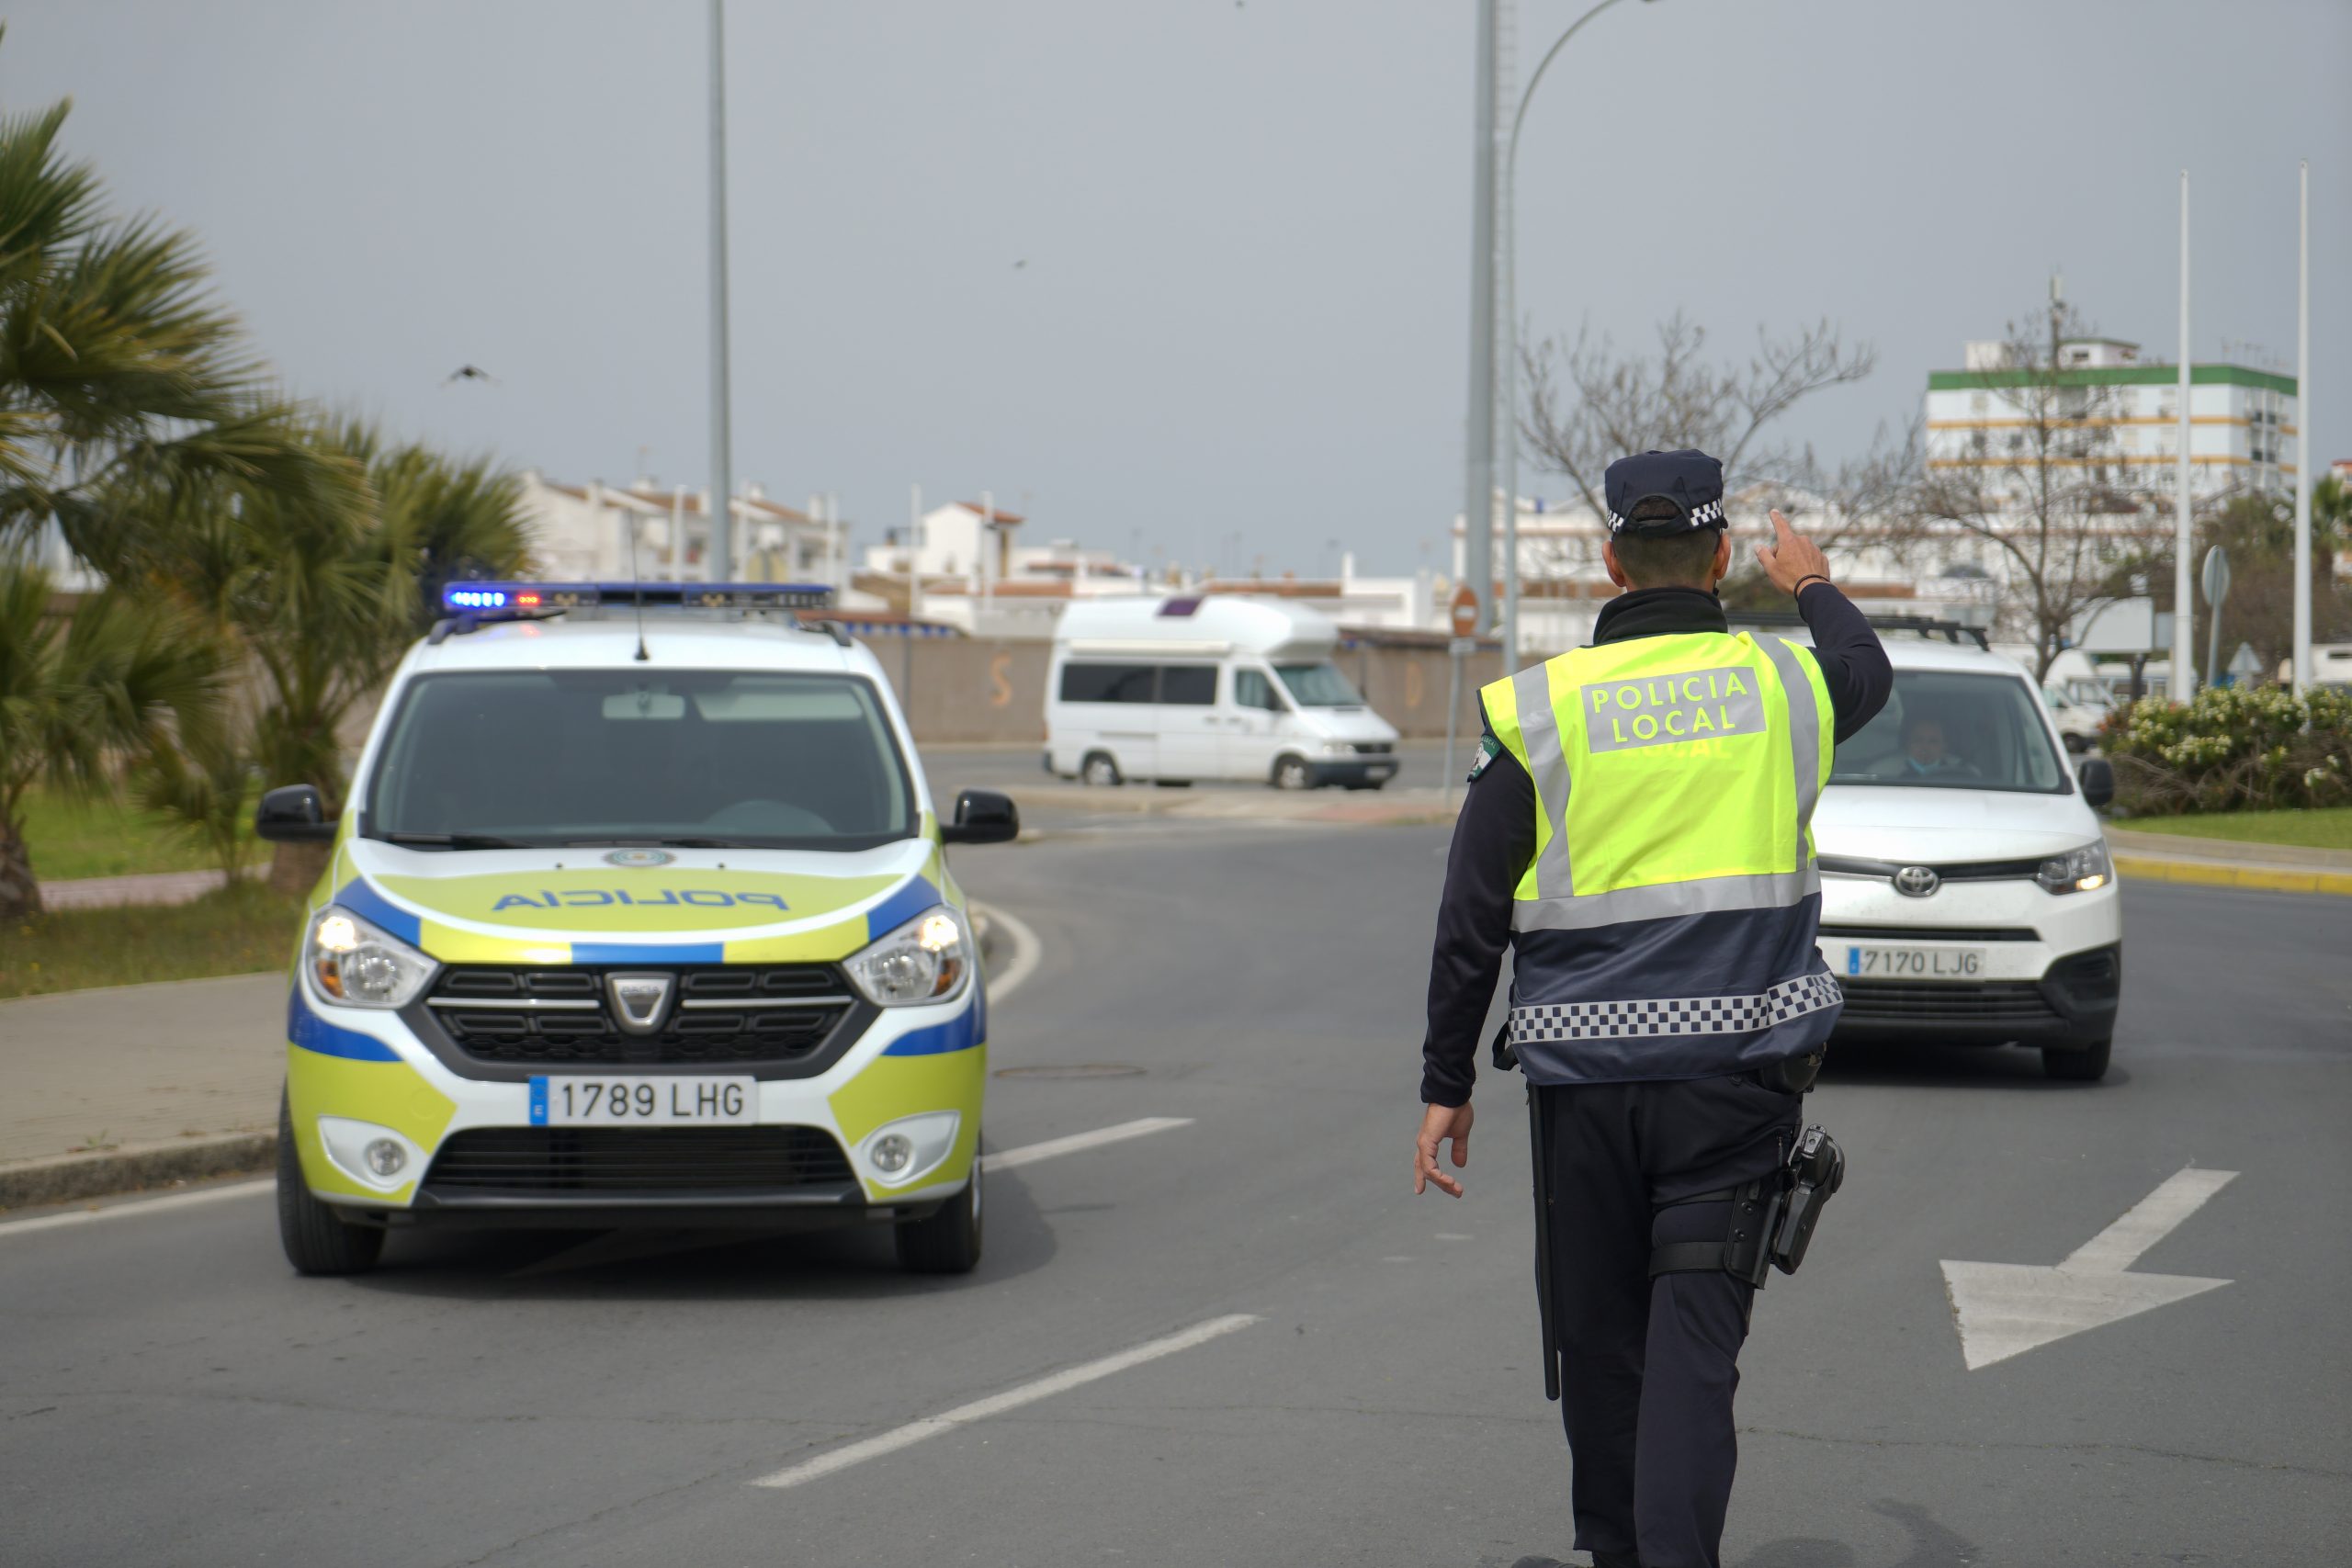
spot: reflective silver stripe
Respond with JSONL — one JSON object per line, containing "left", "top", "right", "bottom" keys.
{"left": 1513, "top": 662, "right": 1575, "bottom": 898}
{"left": 1755, "top": 635, "right": 1822, "bottom": 833}
{"left": 1510, "top": 864, "right": 1821, "bottom": 932}
{"left": 1510, "top": 973, "right": 1841, "bottom": 1043}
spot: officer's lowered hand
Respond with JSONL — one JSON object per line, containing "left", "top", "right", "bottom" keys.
{"left": 1753, "top": 509, "right": 1832, "bottom": 598}
{"left": 1414, "top": 1101, "right": 1474, "bottom": 1199}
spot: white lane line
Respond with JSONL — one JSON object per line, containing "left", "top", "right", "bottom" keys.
{"left": 972, "top": 900, "right": 1039, "bottom": 1004}
{"left": 0, "top": 1178, "right": 270, "bottom": 1238}
{"left": 988, "top": 1117, "right": 1193, "bottom": 1171}
{"left": 750, "top": 1313, "right": 1261, "bottom": 1489}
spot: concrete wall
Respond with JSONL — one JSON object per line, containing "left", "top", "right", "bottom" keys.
{"left": 867, "top": 637, "right": 1504, "bottom": 745}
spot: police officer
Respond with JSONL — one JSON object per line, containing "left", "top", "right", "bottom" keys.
{"left": 1412, "top": 450, "right": 1891, "bottom": 1568}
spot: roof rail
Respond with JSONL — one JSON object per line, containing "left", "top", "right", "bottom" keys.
{"left": 1728, "top": 606, "right": 1989, "bottom": 650}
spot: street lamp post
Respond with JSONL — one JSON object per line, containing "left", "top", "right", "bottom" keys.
{"left": 1498, "top": 0, "right": 1657, "bottom": 666}
{"left": 707, "top": 0, "right": 735, "bottom": 583}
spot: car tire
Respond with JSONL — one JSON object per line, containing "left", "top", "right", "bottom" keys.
{"left": 1272, "top": 755, "right": 1315, "bottom": 791}
{"left": 276, "top": 1096, "right": 386, "bottom": 1276}
{"left": 1152, "top": 779, "right": 1193, "bottom": 789}
{"left": 894, "top": 1168, "right": 983, "bottom": 1275}
{"left": 2041, "top": 1036, "right": 2112, "bottom": 1082}
{"left": 2063, "top": 732, "right": 2089, "bottom": 754}
{"left": 1080, "top": 752, "right": 1122, "bottom": 787}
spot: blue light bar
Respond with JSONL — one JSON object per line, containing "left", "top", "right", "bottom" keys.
{"left": 439, "top": 581, "right": 836, "bottom": 617}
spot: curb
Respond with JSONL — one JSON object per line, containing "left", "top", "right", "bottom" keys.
{"left": 0, "top": 1133, "right": 275, "bottom": 1212}
{"left": 2114, "top": 853, "right": 2352, "bottom": 898}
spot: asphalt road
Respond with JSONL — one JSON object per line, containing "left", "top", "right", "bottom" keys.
{"left": 4, "top": 826, "right": 2347, "bottom": 1567}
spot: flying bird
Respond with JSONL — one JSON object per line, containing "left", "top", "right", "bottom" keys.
{"left": 444, "top": 364, "right": 500, "bottom": 386}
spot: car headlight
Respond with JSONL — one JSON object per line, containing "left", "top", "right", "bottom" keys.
{"left": 1322, "top": 739, "right": 1354, "bottom": 755}
{"left": 844, "top": 905, "right": 973, "bottom": 1007}
{"left": 304, "top": 905, "right": 436, "bottom": 1009}
{"left": 2037, "top": 840, "right": 2111, "bottom": 895}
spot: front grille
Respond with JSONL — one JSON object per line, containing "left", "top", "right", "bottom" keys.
{"left": 1819, "top": 925, "right": 2041, "bottom": 942}
{"left": 1833, "top": 977, "right": 2060, "bottom": 1024}
{"left": 1350, "top": 742, "right": 1396, "bottom": 756}
{"left": 422, "top": 964, "right": 856, "bottom": 1068}
{"left": 423, "top": 1126, "right": 854, "bottom": 1195}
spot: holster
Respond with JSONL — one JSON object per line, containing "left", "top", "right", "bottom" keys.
{"left": 1648, "top": 1124, "right": 1847, "bottom": 1289}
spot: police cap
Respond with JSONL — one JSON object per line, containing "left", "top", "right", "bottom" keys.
{"left": 1603, "top": 449, "right": 1726, "bottom": 536}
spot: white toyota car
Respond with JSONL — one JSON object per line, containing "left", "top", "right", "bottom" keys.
{"left": 1802, "top": 624, "right": 2121, "bottom": 1080}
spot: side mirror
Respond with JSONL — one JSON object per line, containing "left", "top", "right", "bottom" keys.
{"left": 2076, "top": 757, "right": 2114, "bottom": 811}
{"left": 941, "top": 788, "right": 1020, "bottom": 846}
{"left": 255, "top": 784, "right": 336, "bottom": 843}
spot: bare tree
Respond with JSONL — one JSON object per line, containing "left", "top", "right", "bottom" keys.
{"left": 1520, "top": 313, "right": 1884, "bottom": 581}
{"left": 1911, "top": 299, "right": 2176, "bottom": 679}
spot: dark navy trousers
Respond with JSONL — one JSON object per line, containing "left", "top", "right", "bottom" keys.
{"left": 1532, "top": 1075, "right": 1804, "bottom": 1568}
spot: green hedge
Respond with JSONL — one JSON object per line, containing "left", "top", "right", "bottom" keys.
{"left": 2105, "top": 685, "right": 2352, "bottom": 816}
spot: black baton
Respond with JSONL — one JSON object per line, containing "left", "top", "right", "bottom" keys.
{"left": 1526, "top": 1083, "right": 1560, "bottom": 1402}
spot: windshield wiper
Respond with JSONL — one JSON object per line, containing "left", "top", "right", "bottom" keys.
{"left": 374, "top": 831, "right": 536, "bottom": 850}
{"left": 562, "top": 836, "right": 755, "bottom": 850}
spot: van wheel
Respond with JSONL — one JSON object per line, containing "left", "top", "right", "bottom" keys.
{"left": 2041, "top": 1036, "right": 2112, "bottom": 1082}
{"left": 1081, "top": 752, "right": 1122, "bottom": 787}
{"left": 276, "top": 1096, "right": 385, "bottom": 1276}
{"left": 1272, "top": 755, "right": 1315, "bottom": 791}
{"left": 895, "top": 1168, "right": 983, "bottom": 1274}
{"left": 2063, "top": 732, "right": 2089, "bottom": 754}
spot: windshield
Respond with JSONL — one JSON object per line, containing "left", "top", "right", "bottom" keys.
{"left": 1272, "top": 662, "right": 1363, "bottom": 707}
{"left": 1831, "top": 671, "right": 2069, "bottom": 795}
{"left": 365, "top": 670, "right": 915, "bottom": 849}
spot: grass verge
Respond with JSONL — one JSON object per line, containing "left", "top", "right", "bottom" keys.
{"left": 2116, "top": 806, "right": 2352, "bottom": 852}
{"left": 20, "top": 784, "right": 264, "bottom": 883}
{"left": 0, "top": 881, "right": 300, "bottom": 999}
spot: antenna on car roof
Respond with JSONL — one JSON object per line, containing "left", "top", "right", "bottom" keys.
{"left": 626, "top": 517, "right": 650, "bottom": 662}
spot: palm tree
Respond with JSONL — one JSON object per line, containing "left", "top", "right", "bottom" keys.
{"left": 118, "top": 417, "right": 532, "bottom": 892}
{"left": 0, "top": 556, "right": 226, "bottom": 917}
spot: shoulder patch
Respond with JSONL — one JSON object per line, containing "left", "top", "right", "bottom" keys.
{"left": 1466, "top": 735, "right": 1501, "bottom": 783}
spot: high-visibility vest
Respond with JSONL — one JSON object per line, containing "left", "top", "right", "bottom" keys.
{"left": 1481, "top": 631, "right": 1840, "bottom": 1084}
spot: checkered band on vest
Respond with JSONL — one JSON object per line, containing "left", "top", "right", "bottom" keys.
{"left": 1509, "top": 973, "right": 1842, "bottom": 1043}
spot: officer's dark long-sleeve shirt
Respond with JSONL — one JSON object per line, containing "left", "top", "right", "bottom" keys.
{"left": 1419, "top": 582, "right": 1893, "bottom": 1108}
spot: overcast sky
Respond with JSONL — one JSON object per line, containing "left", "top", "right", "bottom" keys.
{"left": 6, "top": 0, "right": 2346, "bottom": 576}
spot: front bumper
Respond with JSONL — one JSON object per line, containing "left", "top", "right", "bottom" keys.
{"left": 1816, "top": 870, "right": 2121, "bottom": 1045}
{"left": 1306, "top": 756, "right": 1397, "bottom": 787}
{"left": 284, "top": 978, "right": 985, "bottom": 1223}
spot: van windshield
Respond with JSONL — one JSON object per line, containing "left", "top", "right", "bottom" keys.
{"left": 1831, "top": 671, "right": 2069, "bottom": 794}
{"left": 364, "top": 670, "right": 916, "bottom": 849}
{"left": 1273, "top": 662, "right": 1363, "bottom": 707}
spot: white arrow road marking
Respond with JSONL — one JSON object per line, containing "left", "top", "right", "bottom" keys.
{"left": 1941, "top": 1168, "right": 2238, "bottom": 1371}
{"left": 751, "top": 1313, "right": 1261, "bottom": 1489}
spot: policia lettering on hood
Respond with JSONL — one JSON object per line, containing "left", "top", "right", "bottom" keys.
{"left": 490, "top": 888, "right": 789, "bottom": 912}
{"left": 1413, "top": 447, "right": 1894, "bottom": 1568}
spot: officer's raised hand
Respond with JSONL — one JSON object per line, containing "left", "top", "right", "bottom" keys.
{"left": 1413, "top": 1101, "right": 1473, "bottom": 1198}
{"left": 1753, "top": 508, "right": 1833, "bottom": 598}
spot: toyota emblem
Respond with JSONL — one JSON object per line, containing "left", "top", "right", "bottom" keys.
{"left": 1893, "top": 865, "right": 1940, "bottom": 897}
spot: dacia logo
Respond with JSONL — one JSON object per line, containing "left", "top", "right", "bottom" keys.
{"left": 489, "top": 888, "right": 790, "bottom": 911}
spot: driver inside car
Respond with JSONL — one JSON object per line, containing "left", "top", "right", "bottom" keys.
{"left": 1896, "top": 713, "right": 1979, "bottom": 779}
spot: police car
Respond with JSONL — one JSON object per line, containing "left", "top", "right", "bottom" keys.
{"left": 1801, "top": 621, "right": 2122, "bottom": 1080}
{"left": 255, "top": 581, "right": 1017, "bottom": 1275}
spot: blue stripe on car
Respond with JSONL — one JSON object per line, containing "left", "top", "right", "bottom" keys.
{"left": 287, "top": 991, "right": 402, "bottom": 1062}
{"left": 571, "top": 941, "right": 729, "bottom": 966}
{"left": 333, "top": 879, "right": 424, "bottom": 946}
{"left": 882, "top": 1001, "right": 980, "bottom": 1056}
{"left": 865, "top": 876, "right": 940, "bottom": 942}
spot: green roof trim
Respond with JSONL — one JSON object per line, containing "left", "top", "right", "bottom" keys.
{"left": 1928, "top": 364, "right": 2298, "bottom": 396}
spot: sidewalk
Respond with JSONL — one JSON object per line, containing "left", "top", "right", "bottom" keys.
{"left": 0, "top": 973, "right": 284, "bottom": 1207}
{"left": 40, "top": 868, "right": 230, "bottom": 909}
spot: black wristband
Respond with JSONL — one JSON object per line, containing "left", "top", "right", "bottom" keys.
{"left": 1792, "top": 574, "right": 1831, "bottom": 596}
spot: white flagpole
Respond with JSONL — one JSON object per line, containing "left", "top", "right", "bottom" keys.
{"left": 2172, "top": 171, "right": 2195, "bottom": 699}
{"left": 2293, "top": 159, "right": 2313, "bottom": 695}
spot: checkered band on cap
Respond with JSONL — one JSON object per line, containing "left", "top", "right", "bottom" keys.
{"left": 1509, "top": 973, "right": 1842, "bottom": 1044}
{"left": 1606, "top": 497, "right": 1725, "bottom": 535}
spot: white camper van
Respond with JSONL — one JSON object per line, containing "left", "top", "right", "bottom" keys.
{"left": 1046, "top": 596, "right": 1402, "bottom": 789}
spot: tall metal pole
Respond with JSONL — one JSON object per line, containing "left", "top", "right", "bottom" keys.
{"left": 2172, "top": 172, "right": 2194, "bottom": 699}
{"left": 1500, "top": 0, "right": 1640, "bottom": 669}
{"left": 707, "top": 0, "right": 735, "bottom": 583}
{"left": 1459, "top": 0, "right": 1500, "bottom": 645}
{"left": 908, "top": 483, "right": 924, "bottom": 623}
{"left": 2293, "top": 158, "right": 2313, "bottom": 695}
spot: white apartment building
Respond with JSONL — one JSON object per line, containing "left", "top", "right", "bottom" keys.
{"left": 518, "top": 471, "right": 850, "bottom": 586}
{"left": 1925, "top": 337, "right": 2299, "bottom": 499}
